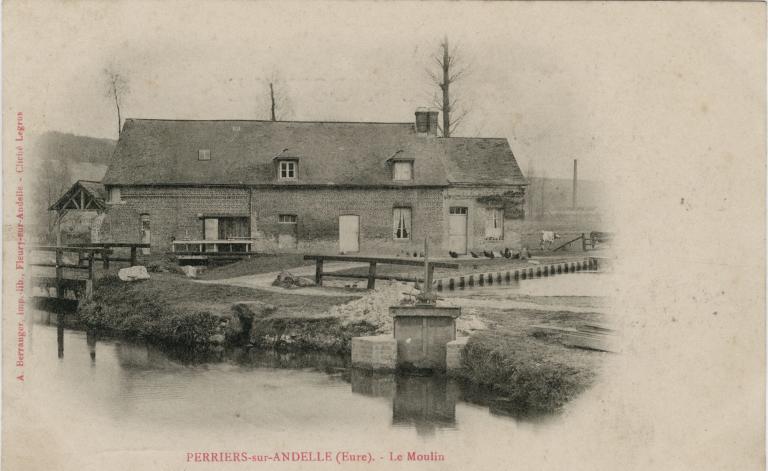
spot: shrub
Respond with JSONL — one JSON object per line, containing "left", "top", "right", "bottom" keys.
{"left": 458, "top": 338, "right": 586, "bottom": 413}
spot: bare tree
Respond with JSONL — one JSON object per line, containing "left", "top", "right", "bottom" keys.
{"left": 427, "top": 36, "right": 470, "bottom": 137}
{"left": 262, "top": 72, "right": 293, "bottom": 121}
{"left": 103, "top": 66, "right": 130, "bottom": 136}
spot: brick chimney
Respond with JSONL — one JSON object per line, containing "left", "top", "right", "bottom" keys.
{"left": 415, "top": 108, "right": 439, "bottom": 136}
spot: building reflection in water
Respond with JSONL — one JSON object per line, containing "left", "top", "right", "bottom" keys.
{"left": 349, "top": 369, "right": 458, "bottom": 436}
{"left": 86, "top": 330, "right": 97, "bottom": 364}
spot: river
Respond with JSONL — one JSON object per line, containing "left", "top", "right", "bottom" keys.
{"left": 15, "top": 269, "right": 612, "bottom": 470}
{"left": 17, "top": 309, "right": 573, "bottom": 470}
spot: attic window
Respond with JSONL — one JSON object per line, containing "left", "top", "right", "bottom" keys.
{"left": 198, "top": 149, "right": 211, "bottom": 161}
{"left": 279, "top": 161, "right": 297, "bottom": 180}
{"left": 393, "top": 161, "right": 413, "bottom": 181}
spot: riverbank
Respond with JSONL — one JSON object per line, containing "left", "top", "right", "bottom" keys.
{"left": 75, "top": 267, "right": 609, "bottom": 413}
{"left": 76, "top": 272, "right": 373, "bottom": 352}
{"left": 449, "top": 306, "right": 606, "bottom": 412}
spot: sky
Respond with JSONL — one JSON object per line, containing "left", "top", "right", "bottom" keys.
{"left": 3, "top": 0, "right": 764, "bottom": 182}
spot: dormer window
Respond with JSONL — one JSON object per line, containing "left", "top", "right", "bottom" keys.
{"left": 279, "top": 160, "right": 297, "bottom": 180}
{"left": 393, "top": 161, "right": 413, "bottom": 181}
{"left": 198, "top": 149, "right": 211, "bottom": 161}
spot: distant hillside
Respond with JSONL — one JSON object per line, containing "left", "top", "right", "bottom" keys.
{"left": 27, "top": 131, "right": 116, "bottom": 239}
{"left": 28, "top": 131, "right": 116, "bottom": 167}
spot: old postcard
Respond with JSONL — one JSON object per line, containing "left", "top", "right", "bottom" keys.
{"left": 2, "top": 1, "right": 765, "bottom": 470}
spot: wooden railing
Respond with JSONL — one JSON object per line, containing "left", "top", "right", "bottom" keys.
{"left": 303, "top": 254, "right": 459, "bottom": 289}
{"left": 29, "top": 246, "right": 105, "bottom": 300}
{"left": 71, "top": 242, "right": 150, "bottom": 268}
{"left": 171, "top": 239, "right": 253, "bottom": 254}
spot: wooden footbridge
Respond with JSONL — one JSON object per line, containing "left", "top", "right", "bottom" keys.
{"left": 30, "top": 243, "right": 149, "bottom": 302}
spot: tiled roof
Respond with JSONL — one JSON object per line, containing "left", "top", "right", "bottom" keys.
{"left": 103, "top": 119, "right": 525, "bottom": 187}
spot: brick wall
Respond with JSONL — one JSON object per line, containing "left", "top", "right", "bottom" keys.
{"left": 99, "top": 186, "right": 249, "bottom": 251}
{"left": 249, "top": 186, "right": 444, "bottom": 255}
{"left": 99, "top": 184, "right": 525, "bottom": 255}
{"left": 443, "top": 186, "right": 526, "bottom": 253}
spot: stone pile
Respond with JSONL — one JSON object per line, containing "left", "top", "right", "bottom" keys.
{"left": 272, "top": 271, "right": 316, "bottom": 289}
{"left": 329, "top": 281, "right": 419, "bottom": 333}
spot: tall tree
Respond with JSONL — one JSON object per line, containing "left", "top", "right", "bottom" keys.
{"left": 427, "top": 36, "right": 469, "bottom": 137}
{"left": 103, "top": 66, "right": 130, "bottom": 137}
{"left": 263, "top": 72, "right": 292, "bottom": 121}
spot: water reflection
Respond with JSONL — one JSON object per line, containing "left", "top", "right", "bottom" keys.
{"left": 29, "top": 311, "right": 550, "bottom": 438}
{"left": 392, "top": 375, "right": 458, "bottom": 435}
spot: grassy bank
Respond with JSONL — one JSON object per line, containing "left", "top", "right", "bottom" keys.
{"left": 452, "top": 307, "right": 606, "bottom": 412}
{"left": 77, "top": 272, "right": 357, "bottom": 349}
{"left": 197, "top": 254, "right": 309, "bottom": 280}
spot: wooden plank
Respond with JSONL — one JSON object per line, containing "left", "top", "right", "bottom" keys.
{"left": 552, "top": 235, "right": 583, "bottom": 252}
{"left": 367, "top": 262, "right": 377, "bottom": 289}
{"left": 71, "top": 243, "right": 150, "bottom": 248}
{"left": 30, "top": 246, "right": 112, "bottom": 254}
{"left": 321, "top": 272, "right": 421, "bottom": 283}
{"left": 30, "top": 263, "right": 89, "bottom": 270}
{"left": 169, "top": 251, "right": 260, "bottom": 256}
{"left": 303, "top": 254, "right": 458, "bottom": 269}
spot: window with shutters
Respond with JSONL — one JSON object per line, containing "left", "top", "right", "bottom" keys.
{"left": 485, "top": 208, "right": 504, "bottom": 240}
{"left": 393, "top": 207, "right": 412, "bottom": 240}
{"left": 278, "top": 214, "right": 298, "bottom": 223}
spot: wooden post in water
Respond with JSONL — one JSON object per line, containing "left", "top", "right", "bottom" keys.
{"left": 57, "top": 320, "right": 64, "bottom": 359}
{"left": 55, "top": 248, "right": 63, "bottom": 299}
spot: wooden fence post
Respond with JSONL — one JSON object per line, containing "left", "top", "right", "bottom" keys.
{"left": 367, "top": 262, "right": 377, "bottom": 289}
{"left": 130, "top": 246, "right": 138, "bottom": 266}
{"left": 88, "top": 251, "right": 95, "bottom": 281}
{"left": 315, "top": 259, "right": 324, "bottom": 285}
{"left": 103, "top": 249, "right": 110, "bottom": 269}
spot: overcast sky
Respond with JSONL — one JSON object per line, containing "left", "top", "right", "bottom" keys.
{"left": 4, "top": 1, "right": 763, "bottom": 181}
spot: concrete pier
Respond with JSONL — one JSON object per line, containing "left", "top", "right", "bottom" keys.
{"left": 351, "top": 335, "right": 398, "bottom": 370}
{"left": 391, "top": 305, "right": 461, "bottom": 372}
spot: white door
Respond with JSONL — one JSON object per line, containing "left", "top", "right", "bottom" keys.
{"left": 140, "top": 214, "right": 151, "bottom": 255}
{"left": 448, "top": 207, "right": 468, "bottom": 254}
{"left": 339, "top": 215, "right": 360, "bottom": 253}
{"left": 203, "top": 218, "right": 218, "bottom": 252}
